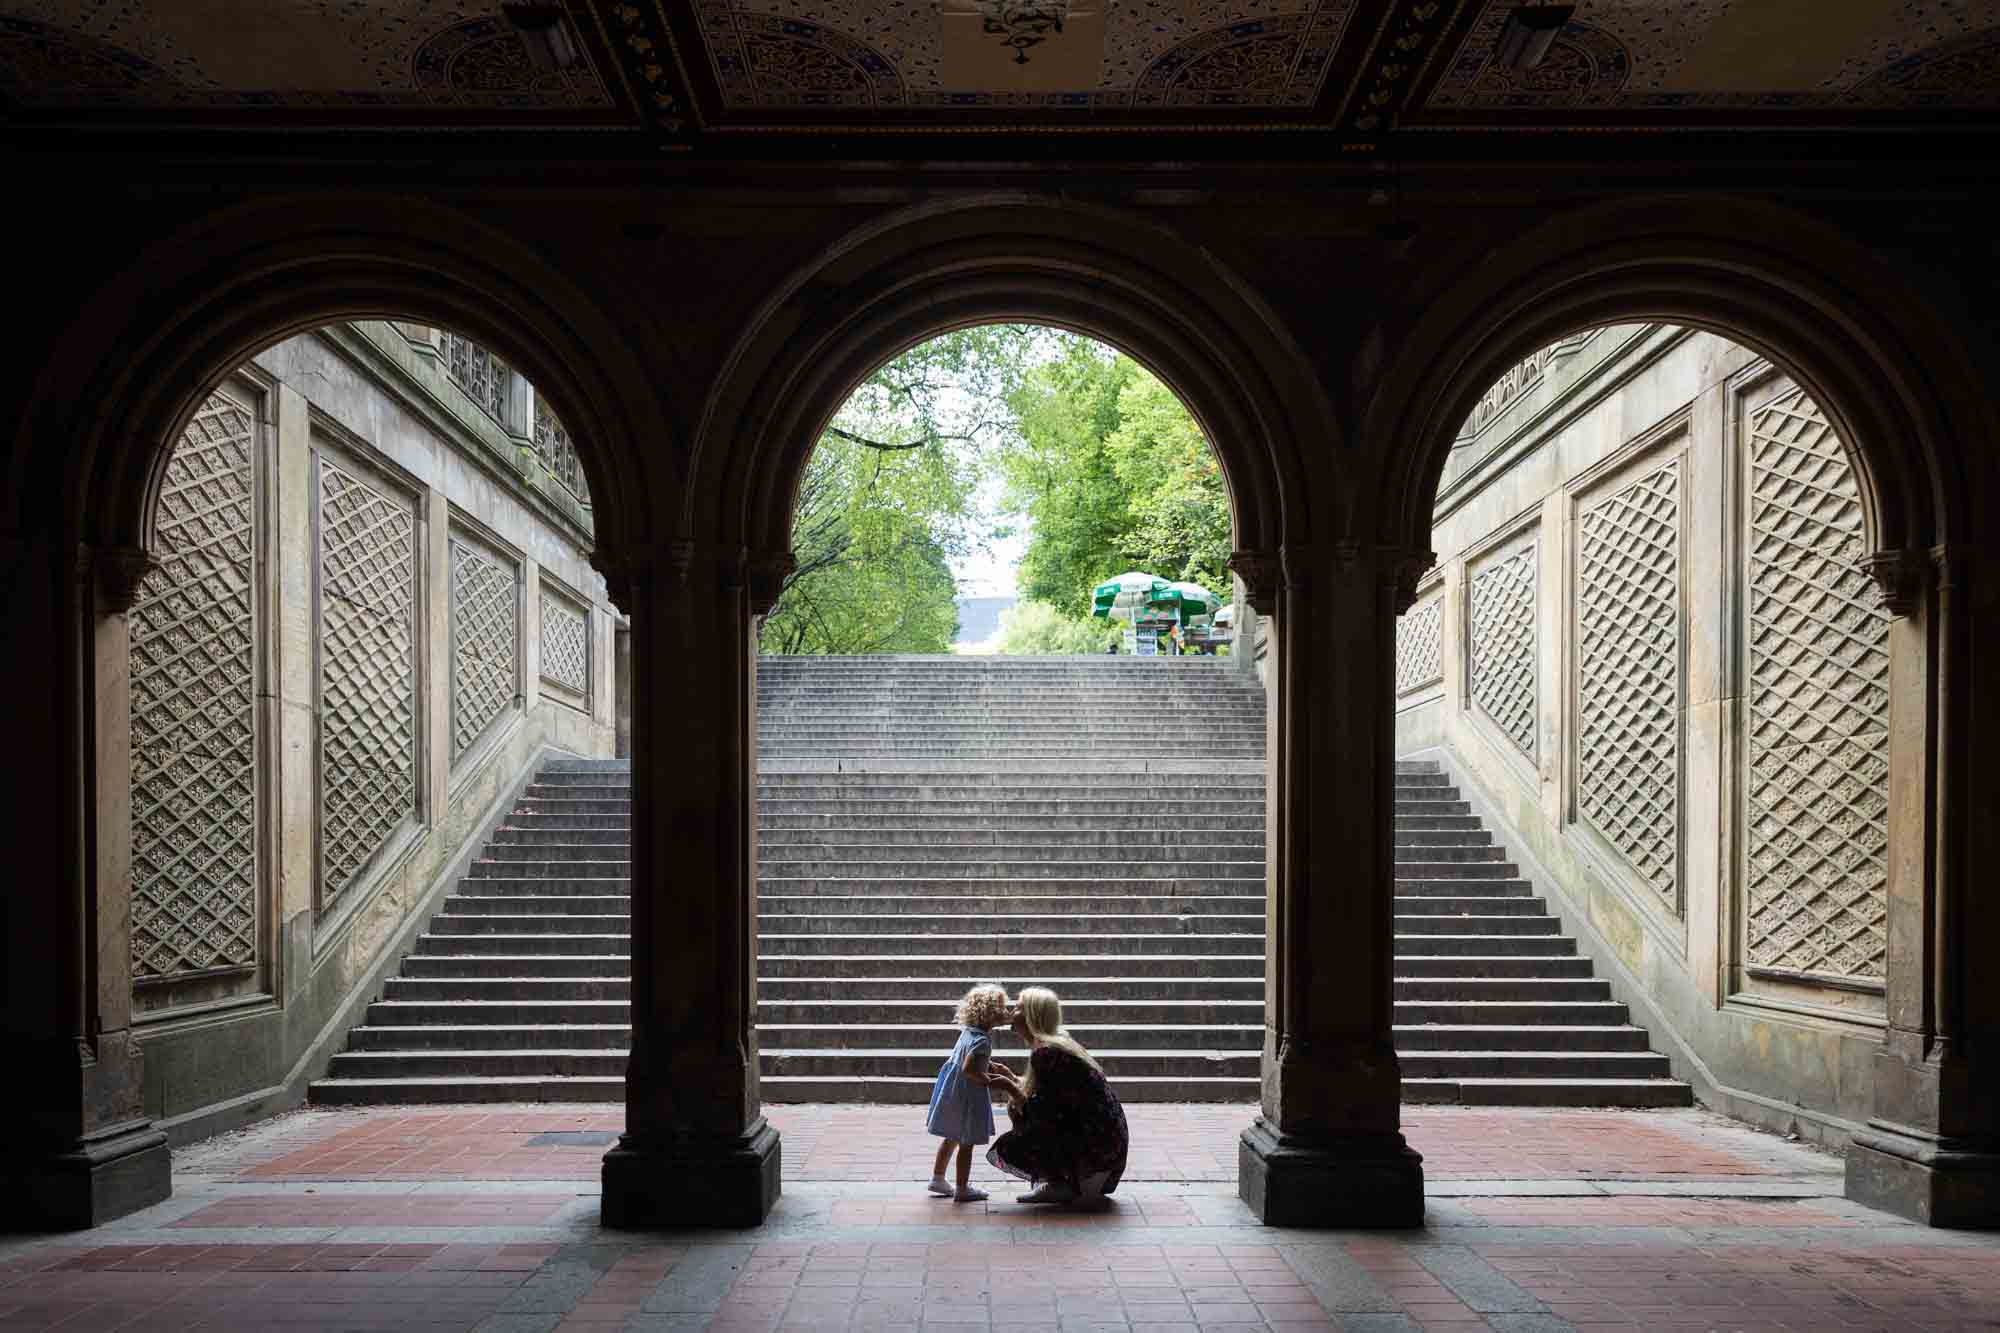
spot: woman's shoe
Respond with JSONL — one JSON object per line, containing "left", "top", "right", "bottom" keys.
{"left": 1016, "top": 1182, "right": 1077, "bottom": 1204}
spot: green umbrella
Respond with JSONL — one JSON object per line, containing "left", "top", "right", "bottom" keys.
{"left": 1092, "top": 570, "right": 1170, "bottom": 621}
{"left": 1150, "top": 580, "right": 1222, "bottom": 625}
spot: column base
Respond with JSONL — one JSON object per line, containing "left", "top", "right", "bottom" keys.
{"left": 601, "top": 1120, "right": 781, "bottom": 1229}
{"left": 1238, "top": 1117, "right": 1424, "bottom": 1228}
{"left": 1847, "top": 1124, "right": 2000, "bottom": 1228}
{"left": 3, "top": 1122, "right": 171, "bottom": 1232}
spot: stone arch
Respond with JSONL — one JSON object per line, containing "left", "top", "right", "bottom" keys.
{"left": 1368, "top": 196, "right": 1984, "bottom": 577}
{"left": 15, "top": 191, "right": 673, "bottom": 578}
{"left": 688, "top": 196, "right": 1332, "bottom": 585}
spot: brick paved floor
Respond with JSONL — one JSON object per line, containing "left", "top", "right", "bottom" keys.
{"left": 8, "top": 1103, "right": 1998, "bottom": 1331}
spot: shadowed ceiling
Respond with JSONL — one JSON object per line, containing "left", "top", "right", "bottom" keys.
{"left": 3, "top": 0, "right": 1995, "bottom": 144}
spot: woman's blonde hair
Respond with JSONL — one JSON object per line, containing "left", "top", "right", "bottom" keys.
{"left": 955, "top": 982, "right": 1009, "bottom": 1029}
{"left": 1015, "top": 985, "right": 1100, "bottom": 1095}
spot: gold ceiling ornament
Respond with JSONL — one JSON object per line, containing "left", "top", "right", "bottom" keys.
{"left": 975, "top": 1, "right": 1073, "bottom": 65}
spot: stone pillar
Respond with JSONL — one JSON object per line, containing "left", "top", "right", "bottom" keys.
{"left": 0, "top": 539, "right": 170, "bottom": 1229}
{"left": 598, "top": 542, "right": 784, "bottom": 1227}
{"left": 1847, "top": 547, "right": 2000, "bottom": 1226}
{"left": 1234, "top": 544, "right": 1428, "bottom": 1227}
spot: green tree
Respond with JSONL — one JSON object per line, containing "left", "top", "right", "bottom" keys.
{"left": 993, "top": 600, "right": 1118, "bottom": 655}
{"left": 760, "top": 327, "right": 1036, "bottom": 655}
{"left": 997, "top": 336, "right": 1231, "bottom": 617}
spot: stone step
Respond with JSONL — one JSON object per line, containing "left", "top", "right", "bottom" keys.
{"left": 1401, "top": 1078, "right": 1694, "bottom": 1108}
{"left": 309, "top": 1076, "right": 627, "bottom": 1105}
{"left": 415, "top": 932, "right": 630, "bottom": 955}
{"left": 1391, "top": 1025, "right": 1651, "bottom": 1052}
{"left": 757, "top": 894, "right": 1267, "bottom": 916}
{"left": 757, "top": 828, "right": 1267, "bottom": 848}
{"left": 757, "top": 770, "right": 1268, "bottom": 786}
{"left": 752, "top": 977, "right": 1263, "bottom": 1001}
{"left": 325, "top": 1047, "right": 1267, "bottom": 1081}
{"left": 756, "top": 1049, "right": 1265, "bottom": 1080}
{"left": 756, "top": 933, "right": 1266, "bottom": 956}
{"left": 400, "top": 953, "right": 630, "bottom": 977}
{"left": 1393, "top": 955, "right": 1595, "bottom": 978}
{"left": 757, "top": 1076, "right": 1255, "bottom": 1104}
{"left": 454, "top": 878, "right": 633, "bottom": 897}
{"left": 447, "top": 894, "right": 630, "bottom": 915}
{"left": 489, "top": 829, "right": 633, "bottom": 846}
{"left": 1392, "top": 830, "right": 1493, "bottom": 847}
{"left": 1393, "top": 860, "right": 1519, "bottom": 879}
{"left": 1394, "top": 800, "right": 1471, "bottom": 816}
{"left": 750, "top": 913, "right": 1267, "bottom": 937}
{"left": 756, "top": 876, "right": 1259, "bottom": 895}
{"left": 755, "top": 953, "right": 1266, "bottom": 978}
{"left": 758, "top": 813, "right": 1268, "bottom": 832}
{"left": 1394, "top": 845, "right": 1508, "bottom": 864}
{"left": 757, "top": 797, "right": 1267, "bottom": 815}
{"left": 753, "top": 858, "right": 1265, "bottom": 879}
{"left": 430, "top": 913, "right": 632, "bottom": 936}
{"left": 1396, "top": 878, "right": 1533, "bottom": 896}
{"left": 1393, "top": 1001, "right": 1632, "bottom": 1026}
{"left": 1394, "top": 915, "right": 1559, "bottom": 936}
{"left": 497, "top": 815, "right": 633, "bottom": 832}
{"left": 1393, "top": 934, "right": 1577, "bottom": 955}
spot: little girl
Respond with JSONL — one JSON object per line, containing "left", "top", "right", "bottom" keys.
{"left": 925, "top": 982, "right": 1011, "bottom": 1202}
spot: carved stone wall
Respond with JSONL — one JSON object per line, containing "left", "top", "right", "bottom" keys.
{"left": 1468, "top": 542, "right": 1537, "bottom": 758}
{"left": 1743, "top": 386, "right": 1890, "bottom": 983}
{"left": 1576, "top": 459, "right": 1681, "bottom": 907}
{"left": 129, "top": 389, "right": 258, "bottom": 981}
{"left": 540, "top": 586, "right": 590, "bottom": 703}
{"left": 449, "top": 535, "right": 519, "bottom": 759}
{"left": 1396, "top": 593, "right": 1443, "bottom": 695}
{"left": 317, "top": 457, "right": 418, "bottom": 909}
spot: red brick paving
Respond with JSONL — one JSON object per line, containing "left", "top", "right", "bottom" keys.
{"left": 205, "top": 1104, "right": 1770, "bottom": 1184}
{"left": 171, "top": 1194, "right": 576, "bottom": 1228}
{"left": 12, "top": 1104, "right": 1988, "bottom": 1332}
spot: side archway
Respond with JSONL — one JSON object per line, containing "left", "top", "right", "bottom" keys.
{"left": 1, "top": 193, "right": 675, "bottom": 1228}
{"left": 1364, "top": 196, "right": 1999, "bottom": 1227}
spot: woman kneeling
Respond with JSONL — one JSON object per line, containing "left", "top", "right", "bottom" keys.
{"left": 986, "top": 986, "right": 1130, "bottom": 1205}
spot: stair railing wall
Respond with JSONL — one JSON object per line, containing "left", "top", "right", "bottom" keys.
{"left": 115, "top": 324, "right": 620, "bottom": 1144}
{"left": 1393, "top": 324, "right": 1898, "bottom": 1145}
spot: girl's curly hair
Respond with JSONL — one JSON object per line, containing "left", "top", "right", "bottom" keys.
{"left": 954, "top": 983, "right": 1009, "bottom": 1030}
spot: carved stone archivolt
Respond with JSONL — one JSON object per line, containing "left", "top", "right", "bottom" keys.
{"left": 317, "top": 459, "right": 417, "bottom": 909}
{"left": 1576, "top": 460, "right": 1681, "bottom": 907}
{"left": 128, "top": 390, "right": 258, "bottom": 980}
{"left": 1468, "top": 541, "right": 1537, "bottom": 761}
{"left": 1743, "top": 387, "right": 1889, "bottom": 982}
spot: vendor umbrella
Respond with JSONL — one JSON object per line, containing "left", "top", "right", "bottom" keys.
{"left": 1091, "top": 570, "right": 1170, "bottom": 620}
{"left": 1150, "top": 580, "right": 1222, "bottom": 625}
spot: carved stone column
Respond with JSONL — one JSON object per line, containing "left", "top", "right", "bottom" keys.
{"left": 1234, "top": 543, "right": 1428, "bottom": 1227}
{"left": 1847, "top": 546, "right": 2000, "bottom": 1226}
{"left": 597, "top": 541, "right": 782, "bottom": 1228}
{"left": 1, "top": 539, "right": 171, "bottom": 1229}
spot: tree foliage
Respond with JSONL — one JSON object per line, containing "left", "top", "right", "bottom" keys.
{"left": 760, "top": 326, "right": 1231, "bottom": 654}
{"left": 993, "top": 600, "right": 1120, "bottom": 655}
{"left": 759, "top": 327, "right": 1033, "bottom": 655}
{"left": 997, "top": 338, "right": 1231, "bottom": 620}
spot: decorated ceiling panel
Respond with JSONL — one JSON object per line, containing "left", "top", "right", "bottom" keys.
{"left": 0, "top": 0, "right": 1994, "bottom": 135}
{"left": 694, "top": 0, "right": 1357, "bottom": 110}
{"left": 1421, "top": 0, "right": 2000, "bottom": 116}
{"left": 0, "top": 0, "right": 617, "bottom": 113}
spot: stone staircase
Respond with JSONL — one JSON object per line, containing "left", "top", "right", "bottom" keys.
{"left": 309, "top": 655, "right": 1689, "bottom": 1107}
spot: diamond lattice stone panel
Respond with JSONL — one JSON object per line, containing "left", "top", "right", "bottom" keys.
{"left": 1576, "top": 460, "right": 1681, "bottom": 907}
{"left": 1744, "top": 386, "right": 1890, "bottom": 982}
{"left": 318, "top": 460, "right": 416, "bottom": 908}
{"left": 1396, "top": 594, "right": 1443, "bottom": 695}
{"left": 1469, "top": 544, "right": 1537, "bottom": 759}
{"left": 450, "top": 538, "right": 518, "bottom": 758}
{"left": 129, "top": 391, "right": 258, "bottom": 979}
{"left": 540, "top": 589, "right": 589, "bottom": 698}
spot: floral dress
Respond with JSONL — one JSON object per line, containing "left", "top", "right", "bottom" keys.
{"left": 986, "top": 1043, "right": 1129, "bottom": 1194}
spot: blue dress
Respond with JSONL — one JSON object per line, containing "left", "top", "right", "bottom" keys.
{"left": 926, "top": 1026, "right": 996, "bottom": 1145}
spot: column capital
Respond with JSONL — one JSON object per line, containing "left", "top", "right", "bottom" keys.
{"left": 1863, "top": 547, "right": 1932, "bottom": 618}
{"left": 1382, "top": 547, "right": 1437, "bottom": 615}
{"left": 589, "top": 539, "right": 702, "bottom": 614}
{"left": 1227, "top": 548, "right": 1280, "bottom": 615}
{"left": 742, "top": 550, "right": 796, "bottom": 618}
{"left": 86, "top": 543, "right": 156, "bottom": 614}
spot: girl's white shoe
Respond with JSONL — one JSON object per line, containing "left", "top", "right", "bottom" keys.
{"left": 954, "top": 1186, "right": 988, "bottom": 1202}
{"left": 1016, "top": 1182, "right": 1077, "bottom": 1204}
{"left": 926, "top": 1176, "right": 953, "bottom": 1197}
